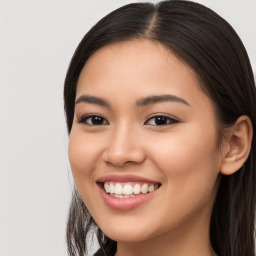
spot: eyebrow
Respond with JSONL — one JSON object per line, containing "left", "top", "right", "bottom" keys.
{"left": 136, "top": 94, "right": 190, "bottom": 107}
{"left": 75, "top": 94, "right": 190, "bottom": 108}
{"left": 75, "top": 95, "right": 111, "bottom": 107}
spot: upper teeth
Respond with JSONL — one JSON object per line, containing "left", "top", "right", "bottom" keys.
{"left": 104, "top": 182, "right": 159, "bottom": 196}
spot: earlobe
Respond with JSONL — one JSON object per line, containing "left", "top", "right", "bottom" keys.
{"left": 220, "top": 115, "right": 253, "bottom": 175}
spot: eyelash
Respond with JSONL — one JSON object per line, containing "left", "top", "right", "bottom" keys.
{"left": 78, "top": 114, "right": 179, "bottom": 126}
{"left": 145, "top": 114, "right": 179, "bottom": 126}
{"left": 78, "top": 114, "right": 109, "bottom": 125}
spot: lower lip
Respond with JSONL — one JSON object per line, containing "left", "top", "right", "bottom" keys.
{"left": 98, "top": 185, "right": 159, "bottom": 211}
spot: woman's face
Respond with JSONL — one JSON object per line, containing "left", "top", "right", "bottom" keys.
{"left": 69, "top": 40, "right": 223, "bottom": 243}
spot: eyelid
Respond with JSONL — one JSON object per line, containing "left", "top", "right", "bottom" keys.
{"left": 76, "top": 113, "right": 179, "bottom": 126}
{"left": 77, "top": 114, "right": 109, "bottom": 125}
{"left": 144, "top": 114, "right": 179, "bottom": 126}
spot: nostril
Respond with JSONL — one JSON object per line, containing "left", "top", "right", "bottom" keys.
{"left": 102, "top": 141, "right": 146, "bottom": 167}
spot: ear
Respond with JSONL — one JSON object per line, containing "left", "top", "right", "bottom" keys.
{"left": 220, "top": 115, "right": 253, "bottom": 175}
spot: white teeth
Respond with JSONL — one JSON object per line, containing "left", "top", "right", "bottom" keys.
{"left": 123, "top": 184, "right": 133, "bottom": 195}
{"left": 115, "top": 183, "right": 123, "bottom": 195}
{"left": 109, "top": 183, "right": 115, "bottom": 193}
{"left": 133, "top": 184, "right": 141, "bottom": 194}
{"left": 148, "top": 184, "right": 154, "bottom": 192}
{"left": 111, "top": 193, "right": 135, "bottom": 198}
{"left": 141, "top": 184, "right": 148, "bottom": 194}
{"left": 103, "top": 182, "right": 160, "bottom": 197}
{"left": 104, "top": 183, "right": 110, "bottom": 193}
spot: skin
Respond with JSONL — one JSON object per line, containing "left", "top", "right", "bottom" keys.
{"left": 68, "top": 39, "right": 234, "bottom": 256}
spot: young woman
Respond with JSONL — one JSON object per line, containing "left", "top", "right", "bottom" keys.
{"left": 64, "top": 1, "right": 256, "bottom": 255}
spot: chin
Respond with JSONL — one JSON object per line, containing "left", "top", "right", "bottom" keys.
{"left": 99, "top": 223, "right": 157, "bottom": 243}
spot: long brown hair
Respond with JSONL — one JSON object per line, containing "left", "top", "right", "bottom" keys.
{"left": 64, "top": 1, "right": 256, "bottom": 255}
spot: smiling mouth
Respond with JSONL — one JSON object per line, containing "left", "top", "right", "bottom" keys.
{"left": 98, "top": 181, "right": 161, "bottom": 198}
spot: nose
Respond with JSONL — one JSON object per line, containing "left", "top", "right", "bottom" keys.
{"left": 102, "top": 124, "right": 146, "bottom": 167}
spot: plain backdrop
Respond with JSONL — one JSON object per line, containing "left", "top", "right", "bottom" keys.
{"left": 0, "top": 0, "right": 255, "bottom": 256}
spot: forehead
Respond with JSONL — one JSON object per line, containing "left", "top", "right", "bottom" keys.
{"left": 77, "top": 39, "right": 201, "bottom": 97}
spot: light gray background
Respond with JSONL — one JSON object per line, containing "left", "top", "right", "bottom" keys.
{"left": 0, "top": 0, "right": 255, "bottom": 256}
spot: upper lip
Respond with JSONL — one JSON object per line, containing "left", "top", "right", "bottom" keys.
{"left": 96, "top": 174, "right": 160, "bottom": 184}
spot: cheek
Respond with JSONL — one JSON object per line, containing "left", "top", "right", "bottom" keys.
{"left": 68, "top": 130, "right": 104, "bottom": 213}
{"left": 68, "top": 130, "right": 100, "bottom": 184}
{"left": 142, "top": 127, "right": 220, "bottom": 232}
{"left": 148, "top": 122, "right": 220, "bottom": 201}
{"left": 151, "top": 124, "right": 218, "bottom": 164}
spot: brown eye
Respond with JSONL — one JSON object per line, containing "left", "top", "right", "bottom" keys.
{"left": 79, "top": 115, "right": 109, "bottom": 125}
{"left": 145, "top": 115, "right": 178, "bottom": 126}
